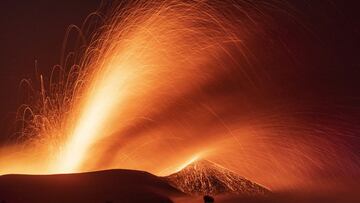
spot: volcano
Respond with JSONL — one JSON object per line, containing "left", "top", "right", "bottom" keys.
{"left": 165, "top": 159, "right": 270, "bottom": 196}
{"left": 0, "top": 160, "right": 271, "bottom": 203}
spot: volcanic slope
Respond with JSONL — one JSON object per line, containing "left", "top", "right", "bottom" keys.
{"left": 165, "top": 159, "right": 270, "bottom": 196}
{"left": 0, "top": 169, "right": 183, "bottom": 203}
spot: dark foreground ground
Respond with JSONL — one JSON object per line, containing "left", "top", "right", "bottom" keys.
{"left": 0, "top": 169, "right": 359, "bottom": 203}
{"left": 0, "top": 169, "right": 182, "bottom": 203}
{"left": 174, "top": 192, "right": 360, "bottom": 203}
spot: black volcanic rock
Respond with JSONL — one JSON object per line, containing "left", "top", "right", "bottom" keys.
{"left": 165, "top": 159, "right": 270, "bottom": 196}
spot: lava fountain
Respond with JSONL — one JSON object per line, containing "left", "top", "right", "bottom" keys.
{"left": 0, "top": 0, "right": 359, "bottom": 192}
{"left": 56, "top": 0, "right": 244, "bottom": 173}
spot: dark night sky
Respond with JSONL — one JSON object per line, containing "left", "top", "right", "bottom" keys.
{"left": 0, "top": 0, "right": 359, "bottom": 145}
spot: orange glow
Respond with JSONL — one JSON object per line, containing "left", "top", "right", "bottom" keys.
{"left": 53, "top": 0, "right": 239, "bottom": 173}
{"left": 174, "top": 154, "right": 202, "bottom": 173}
{"left": 0, "top": 0, "right": 358, "bottom": 192}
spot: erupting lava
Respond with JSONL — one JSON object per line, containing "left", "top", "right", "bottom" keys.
{"left": 0, "top": 0, "right": 359, "bottom": 192}
{"left": 55, "top": 0, "right": 241, "bottom": 173}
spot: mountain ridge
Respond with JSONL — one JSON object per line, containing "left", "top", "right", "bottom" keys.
{"left": 165, "top": 159, "right": 270, "bottom": 196}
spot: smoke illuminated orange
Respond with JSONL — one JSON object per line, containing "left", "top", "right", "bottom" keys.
{"left": 0, "top": 0, "right": 359, "bottom": 192}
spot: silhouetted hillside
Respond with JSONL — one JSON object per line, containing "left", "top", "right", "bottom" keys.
{"left": 0, "top": 169, "right": 183, "bottom": 203}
